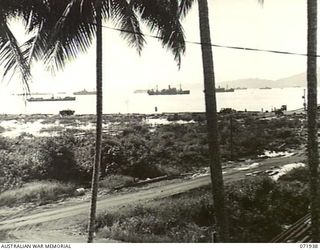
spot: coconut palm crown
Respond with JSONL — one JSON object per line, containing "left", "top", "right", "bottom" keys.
{"left": 0, "top": 0, "right": 191, "bottom": 81}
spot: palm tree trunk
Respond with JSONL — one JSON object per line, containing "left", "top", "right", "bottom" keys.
{"left": 307, "top": 0, "right": 320, "bottom": 242}
{"left": 197, "top": 0, "right": 229, "bottom": 242}
{"left": 87, "top": 0, "right": 103, "bottom": 243}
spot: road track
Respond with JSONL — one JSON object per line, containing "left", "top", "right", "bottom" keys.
{"left": 0, "top": 151, "right": 305, "bottom": 232}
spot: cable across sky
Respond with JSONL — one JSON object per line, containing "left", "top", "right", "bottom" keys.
{"left": 98, "top": 23, "right": 318, "bottom": 58}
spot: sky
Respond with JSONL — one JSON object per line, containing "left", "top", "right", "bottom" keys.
{"left": 0, "top": 0, "right": 315, "bottom": 94}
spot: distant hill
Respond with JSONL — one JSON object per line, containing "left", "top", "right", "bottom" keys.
{"left": 274, "top": 71, "right": 309, "bottom": 88}
{"left": 218, "top": 70, "right": 320, "bottom": 89}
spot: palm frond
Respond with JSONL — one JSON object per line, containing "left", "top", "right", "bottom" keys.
{"left": 51, "top": 0, "right": 78, "bottom": 40}
{"left": 38, "top": 0, "right": 142, "bottom": 72}
{"left": 111, "top": 0, "right": 145, "bottom": 53}
{"left": 44, "top": 40, "right": 63, "bottom": 74}
{"left": 0, "top": 16, "right": 31, "bottom": 94}
{"left": 26, "top": 22, "right": 44, "bottom": 64}
{"left": 6, "top": 0, "right": 187, "bottom": 74}
{"left": 32, "top": 0, "right": 97, "bottom": 73}
{"left": 178, "top": 0, "right": 195, "bottom": 18}
{"left": 132, "top": 0, "right": 186, "bottom": 67}
{"left": 4, "top": 0, "right": 49, "bottom": 31}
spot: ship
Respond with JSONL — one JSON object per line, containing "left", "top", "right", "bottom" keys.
{"left": 147, "top": 85, "right": 190, "bottom": 95}
{"left": 73, "top": 89, "right": 96, "bottom": 95}
{"left": 27, "top": 96, "right": 76, "bottom": 102}
{"left": 215, "top": 86, "right": 235, "bottom": 93}
{"left": 259, "top": 87, "right": 272, "bottom": 90}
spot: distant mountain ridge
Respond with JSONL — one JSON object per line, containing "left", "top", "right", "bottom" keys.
{"left": 218, "top": 69, "right": 320, "bottom": 89}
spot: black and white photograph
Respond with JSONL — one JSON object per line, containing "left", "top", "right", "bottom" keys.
{"left": 0, "top": 0, "right": 318, "bottom": 246}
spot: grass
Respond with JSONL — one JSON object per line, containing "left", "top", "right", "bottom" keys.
{"left": 94, "top": 187, "right": 215, "bottom": 243}
{"left": 0, "top": 181, "right": 76, "bottom": 207}
{"left": 99, "top": 174, "right": 135, "bottom": 190}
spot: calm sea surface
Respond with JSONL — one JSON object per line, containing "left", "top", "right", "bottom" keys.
{"left": 0, "top": 87, "right": 307, "bottom": 115}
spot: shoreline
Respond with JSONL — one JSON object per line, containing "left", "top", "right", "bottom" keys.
{"left": 0, "top": 109, "right": 306, "bottom": 138}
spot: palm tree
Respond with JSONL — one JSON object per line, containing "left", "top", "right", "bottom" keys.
{"left": 179, "top": 0, "right": 229, "bottom": 241}
{"left": 307, "top": 0, "right": 319, "bottom": 242}
{"left": 0, "top": 0, "right": 188, "bottom": 242}
{"left": 87, "top": 1, "right": 103, "bottom": 243}
{"left": 197, "top": 0, "right": 229, "bottom": 241}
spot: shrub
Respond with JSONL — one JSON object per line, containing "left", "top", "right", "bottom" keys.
{"left": 278, "top": 167, "right": 309, "bottom": 184}
{"left": 36, "top": 134, "right": 92, "bottom": 183}
{"left": 225, "top": 177, "right": 309, "bottom": 242}
{"left": 37, "top": 136, "right": 78, "bottom": 181}
{"left": 99, "top": 175, "right": 135, "bottom": 189}
{"left": 0, "top": 126, "right": 6, "bottom": 134}
{"left": 94, "top": 176, "right": 309, "bottom": 243}
{"left": 0, "top": 150, "right": 29, "bottom": 191}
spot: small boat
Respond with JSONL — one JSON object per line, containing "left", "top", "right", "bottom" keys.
{"left": 27, "top": 96, "right": 76, "bottom": 102}
{"left": 59, "top": 109, "right": 75, "bottom": 116}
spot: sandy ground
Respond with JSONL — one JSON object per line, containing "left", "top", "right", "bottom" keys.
{"left": 0, "top": 148, "right": 306, "bottom": 243}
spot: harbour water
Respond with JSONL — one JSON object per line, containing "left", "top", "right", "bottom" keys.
{"left": 0, "top": 87, "right": 306, "bottom": 115}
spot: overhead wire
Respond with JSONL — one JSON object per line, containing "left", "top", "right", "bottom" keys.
{"left": 28, "top": 8, "right": 318, "bottom": 58}
{"left": 96, "top": 22, "right": 317, "bottom": 58}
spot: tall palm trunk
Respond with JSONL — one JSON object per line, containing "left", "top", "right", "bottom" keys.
{"left": 307, "top": 0, "right": 319, "bottom": 242}
{"left": 197, "top": 0, "right": 229, "bottom": 242}
{"left": 88, "top": 1, "right": 103, "bottom": 243}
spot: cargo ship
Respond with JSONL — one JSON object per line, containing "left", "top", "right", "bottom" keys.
{"left": 147, "top": 85, "right": 190, "bottom": 95}
{"left": 27, "top": 96, "right": 76, "bottom": 102}
{"left": 73, "top": 89, "right": 96, "bottom": 95}
{"left": 216, "top": 86, "right": 235, "bottom": 93}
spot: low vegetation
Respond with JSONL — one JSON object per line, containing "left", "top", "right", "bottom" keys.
{"left": 0, "top": 112, "right": 303, "bottom": 188}
{"left": 92, "top": 169, "right": 309, "bottom": 242}
{"left": 0, "top": 113, "right": 305, "bottom": 210}
{"left": 99, "top": 175, "right": 135, "bottom": 190}
{"left": 0, "top": 113, "right": 309, "bottom": 243}
{"left": 0, "top": 181, "right": 76, "bottom": 207}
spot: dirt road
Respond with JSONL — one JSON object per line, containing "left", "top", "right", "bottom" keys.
{"left": 0, "top": 150, "right": 305, "bottom": 232}
{"left": 0, "top": 150, "right": 305, "bottom": 242}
